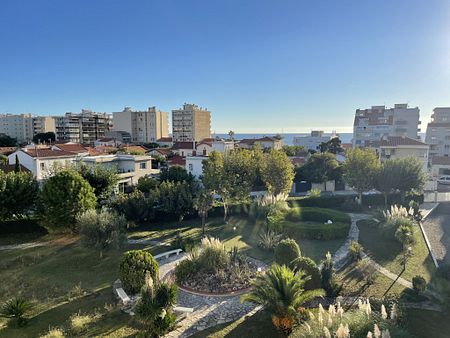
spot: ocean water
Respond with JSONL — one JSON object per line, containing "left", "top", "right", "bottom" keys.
{"left": 212, "top": 133, "right": 353, "bottom": 145}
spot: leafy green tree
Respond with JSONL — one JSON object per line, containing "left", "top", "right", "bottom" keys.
{"left": 14, "top": 155, "right": 20, "bottom": 173}
{"left": 0, "top": 155, "right": 7, "bottom": 165}
{"left": 301, "top": 152, "right": 341, "bottom": 184}
{"left": 228, "top": 130, "right": 235, "bottom": 141}
{"left": 224, "top": 149, "right": 257, "bottom": 199}
{"left": 291, "top": 256, "right": 322, "bottom": 290}
{"left": 158, "top": 180, "right": 197, "bottom": 222}
{"left": 274, "top": 238, "right": 301, "bottom": 267}
{"left": 241, "top": 264, "right": 324, "bottom": 335}
{"left": 110, "top": 190, "right": 157, "bottom": 225}
{"left": 343, "top": 148, "right": 380, "bottom": 204}
{"left": 260, "top": 149, "right": 295, "bottom": 195}
{"left": 77, "top": 209, "right": 127, "bottom": 258}
{"left": 77, "top": 164, "right": 118, "bottom": 200}
{"left": 0, "top": 171, "right": 39, "bottom": 220}
{"left": 119, "top": 250, "right": 159, "bottom": 294}
{"left": 32, "top": 132, "right": 55, "bottom": 144}
{"left": 281, "top": 145, "right": 306, "bottom": 156}
{"left": 374, "top": 160, "right": 401, "bottom": 207}
{"left": 194, "top": 190, "right": 214, "bottom": 236}
{"left": 39, "top": 170, "right": 97, "bottom": 231}
{"left": 137, "top": 176, "right": 159, "bottom": 194}
{"left": 395, "top": 157, "right": 426, "bottom": 200}
{"left": 320, "top": 252, "right": 340, "bottom": 296}
{"left": 159, "top": 166, "right": 194, "bottom": 183}
{"left": 319, "top": 137, "right": 343, "bottom": 154}
{"left": 0, "top": 134, "right": 17, "bottom": 147}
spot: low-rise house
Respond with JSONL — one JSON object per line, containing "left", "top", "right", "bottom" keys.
{"left": 168, "top": 154, "right": 186, "bottom": 167}
{"left": 293, "top": 131, "right": 338, "bottom": 151}
{"left": 94, "top": 137, "right": 122, "bottom": 147}
{"left": 81, "top": 154, "right": 156, "bottom": 191}
{"left": 149, "top": 148, "right": 171, "bottom": 158}
{"left": 431, "top": 156, "right": 450, "bottom": 177}
{"left": 156, "top": 137, "right": 173, "bottom": 148}
{"left": 0, "top": 147, "right": 17, "bottom": 156}
{"left": 118, "top": 145, "right": 148, "bottom": 155}
{"left": 196, "top": 138, "right": 235, "bottom": 156}
{"left": 186, "top": 155, "right": 207, "bottom": 177}
{"left": 8, "top": 148, "right": 78, "bottom": 181}
{"left": 52, "top": 143, "right": 90, "bottom": 157}
{"left": 172, "top": 141, "right": 196, "bottom": 157}
{"left": 238, "top": 136, "right": 283, "bottom": 150}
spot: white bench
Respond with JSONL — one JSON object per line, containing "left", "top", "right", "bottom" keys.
{"left": 174, "top": 306, "right": 194, "bottom": 319}
{"left": 154, "top": 249, "right": 183, "bottom": 260}
{"left": 115, "top": 287, "right": 130, "bottom": 305}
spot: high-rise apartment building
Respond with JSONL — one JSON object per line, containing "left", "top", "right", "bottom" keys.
{"left": 113, "top": 106, "right": 169, "bottom": 143}
{"left": 33, "top": 116, "right": 56, "bottom": 135}
{"left": 55, "top": 110, "right": 112, "bottom": 145}
{"left": 425, "top": 107, "right": 450, "bottom": 157}
{"left": 0, "top": 113, "right": 34, "bottom": 143}
{"left": 352, "top": 104, "right": 420, "bottom": 148}
{"left": 172, "top": 103, "right": 211, "bottom": 142}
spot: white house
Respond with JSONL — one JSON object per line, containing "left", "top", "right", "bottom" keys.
{"left": 196, "top": 138, "right": 235, "bottom": 156}
{"left": 94, "top": 137, "right": 122, "bottom": 147}
{"left": 172, "top": 141, "right": 197, "bottom": 157}
{"left": 238, "top": 136, "right": 283, "bottom": 150}
{"left": 186, "top": 155, "right": 207, "bottom": 178}
{"left": 8, "top": 148, "right": 78, "bottom": 181}
{"left": 293, "top": 131, "right": 338, "bottom": 151}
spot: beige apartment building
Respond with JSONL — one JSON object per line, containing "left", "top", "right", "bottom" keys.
{"left": 33, "top": 116, "right": 56, "bottom": 134}
{"left": 113, "top": 106, "right": 169, "bottom": 143}
{"left": 0, "top": 113, "right": 34, "bottom": 143}
{"left": 172, "top": 103, "right": 211, "bottom": 142}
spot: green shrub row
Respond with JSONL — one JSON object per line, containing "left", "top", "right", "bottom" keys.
{"left": 284, "top": 221, "right": 350, "bottom": 240}
{"left": 0, "top": 218, "right": 47, "bottom": 235}
{"left": 285, "top": 207, "right": 351, "bottom": 224}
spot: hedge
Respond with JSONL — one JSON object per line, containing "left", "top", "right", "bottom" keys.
{"left": 0, "top": 218, "right": 47, "bottom": 235}
{"left": 284, "top": 221, "right": 350, "bottom": 240}
{"left": 285, "top": 207, "right": 351, "bottom": 224}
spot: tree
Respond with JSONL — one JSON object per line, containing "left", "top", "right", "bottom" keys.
{"left": 110, "top": 190, "right": 157, "bottom": 225}
{"left": 0, "top": 155, "right": 7, "bottom": 166}
{"left": 14, "top": 155, "right": 21, "bottom": 173}
{"left": 224, "top": 149, "right": 257, "bottom": 200}
{"left": 228, "top": 130, "right": 235, "bottom": 141}
{"left": 301, "top": 152, "right": 341, "bottom": 184}
{"left": 374, "top": 160, "right": 402, "bottom": 208}
{"left": 32, "top": 132, "right": 55, "bottom": 144}
{"left": 0, "top": 171, "right": 39, "bottom": 220}
{"left": 194, "top": 190, "right": 214, "bottom": 236}
{"left": 39, "top": 170, "right": 97, "bottom": 230}
{"left": 395, "top": 157, "right": 426, "bottom": 200}
{"left": 260, "top": 149, "right": 295, "bottom": 195}
{"left": 0, "top": 134, "right": 17, "bottom": 147}
{"left": 77, "top": 164, "right": 119, "bottom": 200}
{"left": 159, "top": 166, "right": 194, "bottom": 183}
{"left": 158, "top": 180, "right": 197, "bottom": 222}
{"left": 343, "top": 148, "right": 380, "bottom": 204}
{"left": 274, "top": 238, "right": 301, "bottom": 267}
{"left": 319, "top": 137, "right": 343, "bottom": 154}
{"left": 77, "top": 209, "right": 127, "bottom": 258}
{"left": 137, "top": 176, "right": 159, "bottom": 195}
{"left": 281, "top": 145, "right": 306, "bottom": 156}
{"left": 241, "top": 264, "right": 324, "bottom": 334}
{"left": 320, "top": 252, "right": 340, "bottom": 296}
{"left": 119, "top": 250, "right": 159, "bottom": 294}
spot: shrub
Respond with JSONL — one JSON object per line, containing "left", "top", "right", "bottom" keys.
{"left": 320, "top": 252, "right": 340, "bottom": 297}
{"left": 395, "top": 225, "right": 415, "bottom": 247}
{"left": 291, "top": 256, "right": 321, "bottom": 290}
{"left": 175, "top": 259, "right": 197, "bottom": 283}
{"left": 285, "top": 207, "right": 351, "bottom": 224}
{"left": 357, "top": 258, "right": 377, "bottom": 285}
{"left": 258, "top": 230, "right": 283, "bottom": 250}
{"left": 349, "top": 241, "right": 363, "bottom": 261}
{"left": 119, "top": 250, "right": 159, "bottom": 294}
{"left": 274, "top": 238, "right": 301, "bottom": 267}
{"left": 0, "top": 297, "right": 33, "bottom": 327}
{"left": 110, "top": 190, "right": 156, "bottom": 225}
{"left": 77, "top": 209, "right": 127, "bottom": 257}
{"left": 308, "top": 188, "right": 321, "bottom": 198}
{"left": 284, "top": 221, "right": 350, "bottom": 240}
{"left": 412, "top": 275, "right": 427, "bottom": 294}
{"left": 197, "top": 237, "right": 230, "bottom": 273}
{"left": 39, "top": 328, "right": 65, "bottom": 338}
{"left": 69, "top": 312, "right": 96, "bottom": 335}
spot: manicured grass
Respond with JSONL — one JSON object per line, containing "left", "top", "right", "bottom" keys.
{"left": 357, "top": 219, "right": 436, "bottom": 282}
{"left": 190, "top": 310, "right": 282, "bottom": 338}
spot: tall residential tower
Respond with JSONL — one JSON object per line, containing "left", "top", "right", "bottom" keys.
{"left": 172, "top": 103, "right": 211, "bottom": 142}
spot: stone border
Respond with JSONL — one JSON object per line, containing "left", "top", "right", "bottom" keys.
{"left": 177, "top": 283, "right": 253, "bottom": 297}
{"left": 419, "top": 203, "right": 440, "bottom": 268}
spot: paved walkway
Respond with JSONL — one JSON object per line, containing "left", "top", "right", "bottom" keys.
{"left": 0, "top": 242, "right": 46, "bottom": 251}
{"left": 156, "top": 254, "right": 265, "bottom": 338}
{"left": 421, "top": 203, "right": 450, "bottom": 266}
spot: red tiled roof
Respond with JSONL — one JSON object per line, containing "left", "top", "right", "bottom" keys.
{"left": 432, "top": 156, "right": 450, "bottom": 165}
{"left": 342, "top": 143, "right": 352, "bottom": 149}
{"left": 151, "top": 148, "right": 171, "bottom": 156}
{"left": 379, "top": 136, "right": 427, "bottom": 147}
{"left": 97, "top": 137, "right": 115, "bottom": 142}
{"left": 0, "top": 164, "right": 31, "bottom": 174}
{"left": 22, "top": 149, "right": 77, "bottom": 158}
{"left": 120, "top": 145, "right": 148, "bottom": 153}
{"left": 172, "top": 142, "right": 196, "bottom": 150}
{"left": 53, "top": 143, "right": 89, "bottom": 153}
{"left": 0, "top": 147, "right": 17, "bottom": 155}
{"left": 169, "top": 155, "right": 186, "bottom": 166}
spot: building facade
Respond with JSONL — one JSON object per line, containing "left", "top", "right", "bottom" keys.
{"left": 293, "top": 130, "right": 337, "bottom": 151}
{"left": 172, "top": 103, "right": 211, "bottom": 142}
{"left": 425, "top": 107, "right": 450, "bottom": 158}
{"left": 113, "top": 106, "right": 169, "bottom": 143}
{"left": 55, "top": 110, "right": 113, "bottom": 145}
{"left": 0, "top": 113, "right": 34, "bottom": 143}
{"left": 352, "top": 104, "right": 420, "bottom": 148}
{"left": 33, "top": 116, "right": 56, "bottom": 135}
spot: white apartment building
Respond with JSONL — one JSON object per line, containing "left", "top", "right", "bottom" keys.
{"left": 113, "top": 106, "right": 169, "bottom": 143}
{"left": 55, "top": 110, "right": 113, "bottom": 145}
{"left": 0, "top": 113, "right": 34, "bottom": 143}
{"left": 293, "top": 131, "right": 337, "bottom": 151}
{"left": 186, "top": 155, "right": 207, "bottom": 177}
{"left": 172, "top": 103, "right": 211, "bottom": 142}
{"left": 425, "top": 107, "right": 450, "bottom": 158}
{"left": 353, "top": 104, "right": 420, "bottom": 148}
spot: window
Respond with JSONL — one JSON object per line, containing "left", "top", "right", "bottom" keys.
{"left": 139, "top": 162, "right": 147, "bottom": 169}
{"left": 188, "top": 164, "right": 193, "bottom": 171}
{"left": 40, "top": 163, "right": 45, "bottom": 170}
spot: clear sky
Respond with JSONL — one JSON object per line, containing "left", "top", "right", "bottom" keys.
{"left": 1, "top": 0, "right": 449, "bottom": 133}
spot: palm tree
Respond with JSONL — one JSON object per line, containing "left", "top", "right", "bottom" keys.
{"left": 228, "top": 130, "right": 235, "bottom": 141}
{"left": 241, "top": 264, "right": 324, "bottom": 335}
{"left": 194, "top": 191, "right": 214, "bottom": 236}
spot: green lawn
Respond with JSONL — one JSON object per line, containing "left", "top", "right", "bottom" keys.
{"left": 357, "top": 219, "right": 436, "bottom": 282}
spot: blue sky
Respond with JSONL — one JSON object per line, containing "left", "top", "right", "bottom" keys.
{"left": 0, "top": 0, "right": 449, "bottom": 133}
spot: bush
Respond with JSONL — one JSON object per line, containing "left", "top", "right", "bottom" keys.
{"left": 119, "top": 250, "right": 159, "bottom": 294}
{"left": 39, "top": 328, "right": 65, "bottom": 338}
{"left": 258, "top": 230, "right": 283, "bottom": 250}
{"left": 321, "top": 252, "right": 340, "bottom": 297}
{"left": 197, "top": 237, "right": 230, "bottom": 273}
{"left": 291, "top": 256, "right": 321, "bottom": 290}
{"left": 0, "top": 297, "right": 33, "bottom": 327}
{"left": 349, "top": 241, "right": 363, "bottom": 261}
{"left": 412, "top": 275, "right": 427, "bottom": 294}
{"left": 274, "top": 238, "right": 301, "bottom": 267}
{"left": 175, "top": 259, "right": 197, "bottom": 283}
{"left": 0, "top": 218, "right": 47, "bottom": 235}
{"left": 285, "top": 207, "right": 351, "bottom": 224}
{"left": 69, "top": 312, "right": 96, "bottom": 335}
{"left": 284, "top": 221, "right": 350, "bottom": 240}
{"left": 110, "top": 190, "right": 156, "bottom": 225}
{"left": 357, "top": 258, "right": 377, "bottom": 285}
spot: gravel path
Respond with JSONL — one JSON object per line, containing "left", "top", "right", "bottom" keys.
{"left": 421, "top": 203, "right": 450, "bottom": 265}
{"left": 0, "top": 242, "right": 46, "bottom": 251}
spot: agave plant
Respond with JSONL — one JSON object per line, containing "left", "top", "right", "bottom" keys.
{"left": 0, "top": 297, "right": 33, "bottom": 327}
{"left": 241, "top": 264, "right": 324, "bottom": 335}
{"left": 258, "top": 230, "right": 283, "bottom": 250}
